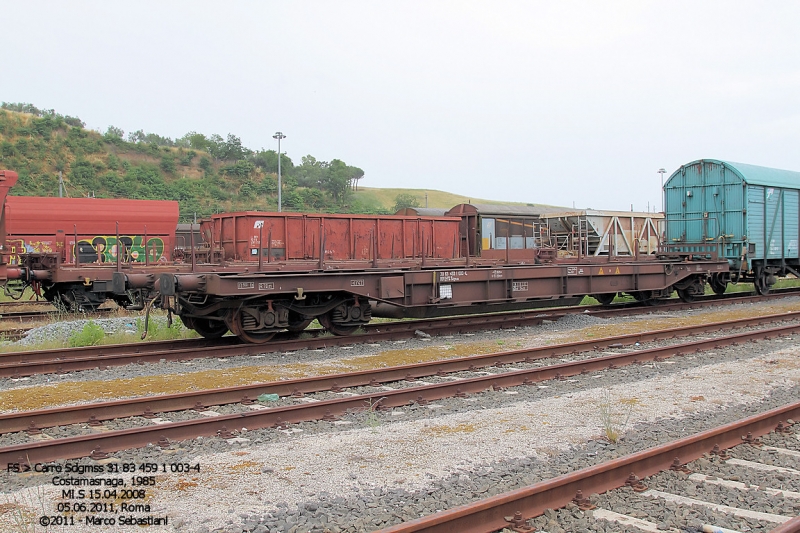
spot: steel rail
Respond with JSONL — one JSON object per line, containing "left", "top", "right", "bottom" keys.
{"left": 2, "top": 288, "right": 799, "bottom": 378}
{"left": 0, "top": 300, "right": 50, "bottom": 308}
{"left": 373, "top": 402, "right": 800, "bottom": 533}
{"left": 771, "top": 516, "right": 800, "bottom": 533}
{"left": 2, "top": 320, "right": 799, "bottom": 465}
{"left": 0, "top": 308, "right": 112, "bottom": 323}
{"left": 2, "top": 286, "right": 797, "bottom": 362}
{"left": 1, "top": 285, "right": 796, "bottom": 365}
{"left": 2, "top": 311, "right": 799, "bottom": 434}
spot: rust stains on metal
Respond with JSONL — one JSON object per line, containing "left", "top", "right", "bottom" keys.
{"left": 624, "top": 472, "right": 648, "bottom": 492}
{"left": 374, "top": 401, "right": 800, "bottom": 533}
{"left": 710, "top": 444, "right": 731, "bottom": 460}
{"left": 504, "top": 511, "right": 534, "bottom": 532}
{"left": 742, "top": 432, "right": 762, "bottom": 446}
{"left": 669, "top": 457, "right": 692, "bottom": 474}
{"left": 572, "top": 490, "right": 595, "bottom": 511}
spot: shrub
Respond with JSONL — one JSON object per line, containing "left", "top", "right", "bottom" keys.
{"left": 69, "top": 321, "right": 105, "bottom": 347}
{"left": 179, "top": 150, "right": 196, "bottom": 166}
{"left": 136, "top": 317, "right": 187, "bottom": 341}
{"left": 160, "top": 155, "right": 176, "bottom": 174}
{"left": 107, "top": 153, "right": 120, "bottom": 171}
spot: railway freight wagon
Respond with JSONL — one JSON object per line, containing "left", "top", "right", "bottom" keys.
{"left": 664, "top": 159, "right": 800, "bottom": 294}
{"left": 0, "top": 168, "right": 732, "bottom": 344}
{"left": 5, "top": 195, "right": 180, "bottom": 265}
{"left": 4, "top": 193, "right": 179, "bottom": 311}
{"left": 199, "top": 211, "right": 464, "bottom": 264}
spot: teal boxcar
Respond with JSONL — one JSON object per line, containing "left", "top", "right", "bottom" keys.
{"left": 664, "top": 159, "right": 800, "bottom": 294}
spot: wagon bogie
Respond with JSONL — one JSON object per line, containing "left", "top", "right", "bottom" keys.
{"left": 317, "top": 297, "right": 372, "bottom": 336}
{"left": 43, "top": 282, "right": 105, "bottom": 312}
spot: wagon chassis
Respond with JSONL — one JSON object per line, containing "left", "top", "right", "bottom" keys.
{"left": 148, "top": 253, "right": 727, "bottom": 343}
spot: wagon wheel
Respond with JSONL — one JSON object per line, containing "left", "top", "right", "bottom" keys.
{"left": 631, "top": 290, "right": 662, "bottom": 306}
{"left": 709, "top": 274, "right": 727, "bottom": 295}
{"left": 318, "top": 311, "right": 359, "bottom": 336}
{"left": 191, "top": 317, "right": 228, "bottom": 339}
{"left": 676, "top": 288, "right": 695, "bottom": 303}
{"left": 631, "top": 290, "right": 653, "bottom": 303}
{"left": 754, "top": 271, "right": 771, "bottom": 295}
{"left": 52, "top": 289, "right": 100, "bottom": 313}
{"left": 286, "top": 312, "right": 313, "bottom": 333}
{"left": 225, "top": 309, "right": 276, "bottom": 344}
{"left": 592, "top": 293, "right": 616, "bottom": 306}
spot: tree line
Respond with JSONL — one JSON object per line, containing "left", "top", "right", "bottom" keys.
{"left": 0, "top": 102, "right": 372, "bottom": 220}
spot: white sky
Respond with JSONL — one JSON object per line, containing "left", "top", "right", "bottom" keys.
{"left": 3, "top": 1, "right": 799, "bottom": 211}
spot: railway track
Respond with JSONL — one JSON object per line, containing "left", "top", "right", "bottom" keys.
{"left": 374, "top": 404, "right": 800, "bottom": 533}
{"left": 0, "top": 306, "right": 112, "bottom": 324}
{"left": 0, "top": 299, "right": 51, "bottom": 309}
{"left": 1, "top": 288, "right": 799, "bottom": 378}
{"left": 1, "top": 310, "right": 799, "bottom": 436}
{"left": 2, "top": 293, "right": 799, "bottom": 532}
{"left": 2, "top": 314, "right": 799, "bottom": 466}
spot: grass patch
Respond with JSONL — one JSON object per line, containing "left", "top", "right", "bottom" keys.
{"left": 353, "top": 187, "right": 543, "bottom": 211}
{"left": 598, "top": 391, "right": 638, "bottom": 443}
{"left": 363, "top": 397, "right": 384, "bottom": 433}
{"left": 68, "top": 320, "right": 105, "bottom": 347}
{"left": 0, "top": 310, "right": 198, "bottom": 353}
{"left": 421, "top": 422, "right": 477, "bottom": 436}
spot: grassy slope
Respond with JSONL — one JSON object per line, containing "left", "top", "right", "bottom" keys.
{"left": 0, "top": 108, "right": 550, "bottom": 213}
{"left": 353, "top": 187, "right": 553, "bottom": 211}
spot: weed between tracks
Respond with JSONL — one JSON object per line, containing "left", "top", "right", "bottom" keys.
{"left": 0, "top": 309, "right": 197, "bottom": 352}
{"left": 420, "top": 422, "right": 477, "bottom": 436}
{"left": 598, "top": 390, "right": 639, "bottom": 443}
{"left": 0, "top": 484, "right": 66, "bottom": 533}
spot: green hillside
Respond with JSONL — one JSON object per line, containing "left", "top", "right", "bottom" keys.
{"left": 0, "top": 103, "right": 537, "bottom": 221}
{"left": 352, "top": 187, "right": 535, "bottom": 211}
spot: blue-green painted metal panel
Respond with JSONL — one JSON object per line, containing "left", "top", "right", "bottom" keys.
{"left": 665, "top": 159, "right": 800, "bottom": 266}
{"left": 766, "top": 187, "right": 783, "bottom": 259}
{"left": 747, "top": 185, "right": 765, "bottom": 260}
{"left": 786, "top": 190, "right": 799, "bottom": 258}
{"left": 722, "top": 161, "right": 800, "bottom": 189}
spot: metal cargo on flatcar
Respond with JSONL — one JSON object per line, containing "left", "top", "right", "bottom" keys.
{"left": 201, "top": 211, "right": 463, "bottom": 263}
{"left": 445, "top": 203, "right": 561, "bottom": 261}
{"left": 664, "top": 159, "right": 800, "bottom": 293}
{"left": 539, "top": 209, "right": 663, "bottom": 257}
{"left": 175, "top": 223, "right": 201, "bottom": 249}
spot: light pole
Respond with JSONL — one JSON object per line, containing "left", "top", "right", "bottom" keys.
{"left": 273, "top": 131, "right": 286, "bottom": 212}
{"left": 658, "top": 168, "right": 666, "bottom": 212}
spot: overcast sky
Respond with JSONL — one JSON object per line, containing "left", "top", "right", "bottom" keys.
{"left": 3, "top": 1, "right": 799, "bottom": 211}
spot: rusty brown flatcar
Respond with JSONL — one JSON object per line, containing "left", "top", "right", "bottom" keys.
{"left": 0, "top": 169, "right": 729, "bottom": 344}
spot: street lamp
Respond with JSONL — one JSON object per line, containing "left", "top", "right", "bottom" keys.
{"left": 658, "top": 168, "right": 666, "bottom": 212}
{"left": 273, "top": 131, "right": 286, "bottom": 212}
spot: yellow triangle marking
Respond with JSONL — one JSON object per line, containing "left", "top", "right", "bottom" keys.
{"left": 598, "top": 268, "right": 604, "bottom": 275}
{"left": 615, "top": 267, "right": 620, "bottom": 274}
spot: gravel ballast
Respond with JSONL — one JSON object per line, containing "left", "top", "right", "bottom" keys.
{"left": 2, "top": 300, "right": 800, "bottom": 532}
